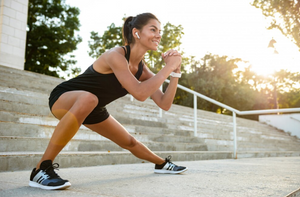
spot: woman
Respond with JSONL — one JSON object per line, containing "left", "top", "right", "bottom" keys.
{"left": 29, "top": 13, "right": 187, "bottom": 190}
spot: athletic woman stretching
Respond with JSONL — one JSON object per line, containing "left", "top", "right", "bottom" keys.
{"left": 29, "top": 13, "right": 187, "bottom": 190}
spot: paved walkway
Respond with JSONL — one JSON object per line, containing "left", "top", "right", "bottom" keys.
{"left": 0, "top": 157, "right": 299, "bottom": 197}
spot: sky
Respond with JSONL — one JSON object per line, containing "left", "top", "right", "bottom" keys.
{"left": 65, "top": 0, "right": 300, "bottom": 77}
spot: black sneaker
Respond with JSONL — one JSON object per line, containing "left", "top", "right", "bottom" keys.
{"left": 29, "top": 160, "right": 71, "bottom": 190}
{"left": 154, "top": 156, "right": 188, "bottom": 174}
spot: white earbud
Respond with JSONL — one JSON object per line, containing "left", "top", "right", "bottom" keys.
{"left": 135, "top": 32, "right": 140, "bottom": 39}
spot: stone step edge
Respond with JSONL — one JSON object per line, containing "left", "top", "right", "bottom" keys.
{"left": 0, "top": 65, "right": 64, "bottom": 81}
{"left": 0, "top": 151, "right": 233, "bottom": 171}
{"left": 0, "top": 136, "right": 206, "bottom": 147}
{"left": 237, "top": 151, "right": 300, "bottom": 158}
{"left": 0, "top": 150, "right": 232, "bottom": 156}
{"left": 1, "top": 150, "right": 299, "bottom": 162}
{"left": 0, "top": 121, "right": 196, "bottom": 138}
{"left": 1, "top": 151, "right": 299, "bottom": 172}
{"left": 1, "top": 135, "right": 297, "bottom": 146}
{"left": 0, "top": 150, "right": 230, "bottom": 158}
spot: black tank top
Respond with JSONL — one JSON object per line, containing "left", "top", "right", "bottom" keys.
{"left": 49, "top": 45, "right": 143, "bottom": 107}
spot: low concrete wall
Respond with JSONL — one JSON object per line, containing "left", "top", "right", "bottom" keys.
{"left": 259, "top": 113, "right": 300, "bottom": 139}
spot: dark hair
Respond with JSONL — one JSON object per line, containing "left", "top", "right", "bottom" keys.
{"left": 122, "top": 13, "right": 160, "bottom": 45}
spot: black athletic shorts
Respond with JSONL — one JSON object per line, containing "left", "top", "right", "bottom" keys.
{"left": 48, "top": 88, "right": 110, "bottom": 125}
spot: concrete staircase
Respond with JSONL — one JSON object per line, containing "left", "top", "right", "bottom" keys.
{"left": 1, "top": 65, "right": 300, "bottom": 172}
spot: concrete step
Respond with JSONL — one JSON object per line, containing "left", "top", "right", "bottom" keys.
{"left": 0, "top": 78, "right": 56, "bottom": 93}
{"left": 0, "top": 121, "right": 103, "bottom": 139}
{"left": 0, "top": 110, "right": 169, "bottom": 130}
{"left": 237, "top": 151, "right": 300, "bottom": 159}
{"left": 0, "top": 121, "right": 195, "bottom": 139}
{"left": 0, "top": 136, "right": 122, "bottom": 152}
{"left": 0, "top": 151, "right": 233, "bottom": 171}
{"left": 207, "top": 145, "right": 298, "bottom": 152}
{"left": 0, "top": 86, "right": 48, "bottom": 103}
{"left": 197, "top": 132, "right": 299, "bottom": 146}
{"left": 0, "top": 65, "right": 63, "bottom": 85}
{"left": 123, "top": 124, "right": 194, "bottom": 137}
{"left": 205, "top": 139, "right": 300, "bottom": 151}
{"left": 0, "top": 111, "right": 59, "bottom": 126}
{"left": 111, "top": 99, "right": 262, "bottom": 127}
{"left": 207, "top": 137, "right": 300, "bottom": 148}
{"left": 0, "top": 73, "right": 61, "bottom": 91}
{"left": 0, "top": 135, "right": 207, "bottom": 152}
{"left": 1, "top": 150, "right": 300, "bottom": 172}
{"left": 108, "top": 102, "right": 287, "bottom": 134}
{"left": 0, "top": 100, "right": 50, "bottom": 116}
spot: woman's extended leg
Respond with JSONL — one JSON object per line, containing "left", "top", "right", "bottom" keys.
{"left": 84, "top": 115, "right": 165, "bottom": 165}
{"left": 36, "top": 91, "right": 98, "bottom": 169}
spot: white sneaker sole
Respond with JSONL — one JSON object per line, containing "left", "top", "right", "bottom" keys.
{"left": 154, "top": 167, "right": 188, "bottom": 174}
{"left": 29, "top": 181, "right": 71, "bottom": 190}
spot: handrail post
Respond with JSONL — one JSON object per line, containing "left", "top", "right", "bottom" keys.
{"left": 233, "top": 111, "right": 237, "bottom": 159}
{"left": 159, "top": 85, "right": 162, "bottom": 118}
{"left": 194, "top": 94, "right": 197, "bottom": 137}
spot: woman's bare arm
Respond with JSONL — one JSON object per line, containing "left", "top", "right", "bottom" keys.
{"left": 104, "top": 49, "right": 180, "bottom": 101}
{"left": 141, "top": 63, "right": 180, "bottom": 111}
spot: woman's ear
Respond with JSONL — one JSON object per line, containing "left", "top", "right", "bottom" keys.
{"left": 132, "top": 28, "right": 140, "bottom": 39}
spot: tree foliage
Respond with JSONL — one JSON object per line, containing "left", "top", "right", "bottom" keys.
{"left": 26, "top": 0, "right": 82, "bottom": 78}
{"left": 177, "top": 54, "right": 257, "bottom": 113}
{"left": 88, "top": 23, "right": 122, "bottom": 59}
{"left": 251, "top": 0, "right": 300, "bottom": 50}
{"left": 175, "top": 54, "right": 300, "bottom": 119}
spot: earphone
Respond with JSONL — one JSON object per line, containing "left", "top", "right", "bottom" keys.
{"left": 135, "top": 32, "right": 140, "bottom": 39}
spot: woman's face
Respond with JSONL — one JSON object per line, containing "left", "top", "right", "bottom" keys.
{"left": 139, "top": 19, "right": 162, "bottom": 51}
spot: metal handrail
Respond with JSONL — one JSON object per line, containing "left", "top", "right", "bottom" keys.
{"left": 160, "top": 79, "right": 300, "bottom": 159}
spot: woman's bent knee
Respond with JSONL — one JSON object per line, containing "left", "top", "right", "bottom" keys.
{"left": 79, "top": 92, "right": 98, "bottom": 108}
{"left": 71, "top": 92, "right": 98, "bottom": 117}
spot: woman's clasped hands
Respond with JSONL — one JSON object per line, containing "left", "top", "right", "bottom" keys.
{"left": 162, "top": 49, "right": 181, "bottom": 72}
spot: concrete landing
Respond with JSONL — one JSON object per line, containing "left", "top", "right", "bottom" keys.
{"left": 0, "top": 157, "right": 299, "bottom": 197}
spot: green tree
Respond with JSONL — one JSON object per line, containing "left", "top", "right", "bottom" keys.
{"left": 176, "top": 53, "right": 300, "bottom": 119}
{"left": 251, "top": 0, "right": 300, "bottom": 50}
{"left": 26, "top": 0, "right": 82, "bottom": 78}
{"left": 280, "top": 90, "right": 300, "bottom": 108}
{"left": 175, "top": 54, "right": 276, "bottom": 119}
{"left": 186, "top": 54, "right": 257, "bottom": 113}
{"left": 88, "top": 23, "right": 122, "bottom": 59}
{"left": 88, "top": 21, "right": 185, "bottom": 73}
